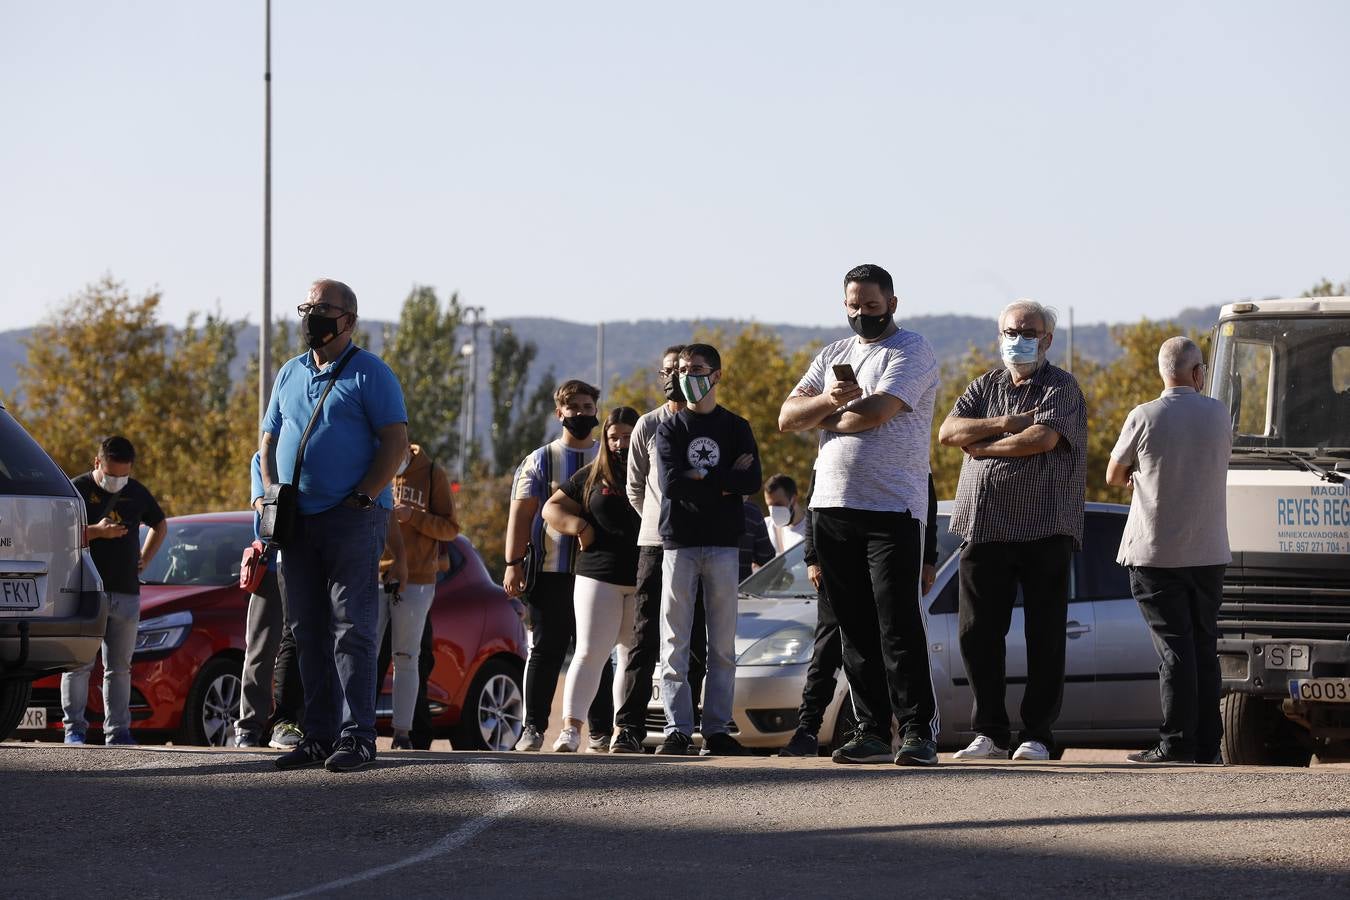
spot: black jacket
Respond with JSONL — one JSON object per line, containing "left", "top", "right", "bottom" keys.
{"left": 656, "top": 406, "right": 762, "bottom": 549}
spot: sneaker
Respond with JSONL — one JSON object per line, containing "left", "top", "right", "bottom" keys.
{"left": 655, "top": 731, "right": 694, "bottom": 756}
{"left": 1128, "top": 745, "right": 1190, "bottom": 764}
{"left": 106, "top": 730, "right": 137, "bottom": 746}
{"left": 233, "top": 732, "right": 261, "bottom": 748}
{"left": 269, "top": 721, "right": 304, "bottom": 750}
{"left": 1196, "top": 750, "right": 1224, "bottom": 765}
{"left": 63, "top": 730, "right": 86, "bottom": 746}
{"left": 552, "top": 726, "right": 580, "bottom": 752}
{"left": 702, "top": 732, "right": 748, "bottom": 756}
{"left": 275, "top": 738, "right": 331, "bottom": 771}
{"left": 779, "top": 729, "right": 819, "bottom": 758}
{"left": 325, "top": 736, "right": 377, "bottom": 773}
{"left": 1011, "top": 740, "right": 1051, "bottom": 761}
{"left": 830, "top": 730, "right": 893, "bottom": 764}
{"left": 953, "top": 735, "right": 1010, "bottom": 760}
{"left": 587, "top": 732, "right": 611, "bottom": 753}
{"left": 609, "top": 727, "right": 644, "bottom": 754}
{"left": 515, "top": 724, "right": 544, "bottom": 752}
{"left": 895, "top": 734, "right": 939, "bottom": 767}
{"left": 391, "top": 734, "right": 413, "bottom": 751}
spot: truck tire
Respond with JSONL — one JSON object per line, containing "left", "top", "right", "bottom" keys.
{"left": 0, "top": 678, "right": 34, "bottom": 742}
{"left": 1221, "top": 693, "right": 1312, "bottom": 767}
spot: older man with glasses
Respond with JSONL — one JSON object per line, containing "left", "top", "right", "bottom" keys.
{"left": 938, "top": 299, "right": 1087, "bottom": 762}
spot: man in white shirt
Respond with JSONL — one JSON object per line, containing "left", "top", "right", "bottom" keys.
{"left": 763, "top": 473, "right": 808, "bottom": 556}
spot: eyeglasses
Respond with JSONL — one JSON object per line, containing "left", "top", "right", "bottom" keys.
{"left": 657, "top": 367, "right": 678, "bottom": 378}
{"left": 296, "top": 302, "right": 347, "bottom": 318}
{"left": 678, "top": 365, "right": 713, "bottom": 376}
{"left": 1001, "top": 328, "right": 1042, "bottom": 340}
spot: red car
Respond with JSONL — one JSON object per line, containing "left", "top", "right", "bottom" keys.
{"left": 23, "top": 511, "right": 526, "bottom": 749}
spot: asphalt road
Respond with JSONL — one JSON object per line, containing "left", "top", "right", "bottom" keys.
{"left": 3, "top": 742, "right": 1348, "bottom": 899}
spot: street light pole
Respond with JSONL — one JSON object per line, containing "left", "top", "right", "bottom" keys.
{"left": 459, "top": 306, "right": 486, "bottom": 481}
{"left": 259, "top": 0, "right": 273, "bottom": 424}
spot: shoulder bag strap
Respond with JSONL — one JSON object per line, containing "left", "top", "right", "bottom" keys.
{"left": 289, "top": 345, "right": 359, "bottom": 484}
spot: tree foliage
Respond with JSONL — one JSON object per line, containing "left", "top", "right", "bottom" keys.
{"left": 487, "top": 327, "right": 556, "bottom": 476}
{"left": 382, "top": 285, "right": 465, "bottom": 465}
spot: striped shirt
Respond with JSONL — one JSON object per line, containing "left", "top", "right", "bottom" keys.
{"left": 948, "top": 362, "right": 1088, "bottom": 548}
{"left": 512, "top": 438, "right": 599, "bottom": 573}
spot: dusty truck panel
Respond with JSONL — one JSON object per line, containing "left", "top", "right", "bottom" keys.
{"left": 1207, "top": 298, "right": 1350, "bottom": 765}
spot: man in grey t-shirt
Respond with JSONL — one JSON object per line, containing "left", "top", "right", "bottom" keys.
{"left": 1108, "top": 336, "right": 1232, "bottom": 765}
{"left": 779, "top": 263, "right": 940, "bottom": 767}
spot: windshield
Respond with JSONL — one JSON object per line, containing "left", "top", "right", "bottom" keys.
{"left": 0, "top": 410, "right": 78, "bottom": 498}
{"left": 140, "top": 519, "right": 255, "bottom": 586}
{"left": 1209, "top": 315, "right": 1350, "bottom": 454}
{"left": 741, "top": 514, "right": 961, "bottom": 598}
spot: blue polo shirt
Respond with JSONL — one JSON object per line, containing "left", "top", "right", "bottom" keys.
{"left": 262, "top": 345, "right": 408, "bottom": 515}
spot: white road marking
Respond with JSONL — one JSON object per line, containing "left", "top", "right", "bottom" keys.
{"left": 265, "top": 760, "right": 529, "bottom": 900}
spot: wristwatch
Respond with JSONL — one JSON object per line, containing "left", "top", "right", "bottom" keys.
{"left": 345, "top": 491, "right": 375, "bottom": 510}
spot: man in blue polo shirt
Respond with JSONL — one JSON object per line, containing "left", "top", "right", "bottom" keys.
{"left": 261, "top": 278, "right": 408, "bottom": 773}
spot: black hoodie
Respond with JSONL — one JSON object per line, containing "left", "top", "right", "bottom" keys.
{"left": 655, "top": 405, "right": 762, "bottom": 549}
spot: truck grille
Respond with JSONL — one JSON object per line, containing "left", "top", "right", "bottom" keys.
{"left": 1218, "top": 551, "right": 1350, "bottom": 640}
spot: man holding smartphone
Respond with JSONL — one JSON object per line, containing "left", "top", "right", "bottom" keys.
{"left": 778, "top": 263, "right": 940, "bottom": 766}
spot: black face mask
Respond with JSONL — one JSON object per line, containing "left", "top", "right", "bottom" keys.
{"left": 561, "top": 414, "right": 599, "bottom": 439}
{"left": 303, "top": 312, "right": 346, "bottom": 349}
{"left": 609, "top": 446, "right": 629, "bottom": 470}
{"left": 662, "top": 374, "right": 685, "bottom": 403}
{"left": 848, "top": 310, "right": 893, "bottom": 341}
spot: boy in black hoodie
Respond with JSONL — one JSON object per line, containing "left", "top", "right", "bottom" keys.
{"left": 654, "top": 343, "right": 762, "bottom": 755}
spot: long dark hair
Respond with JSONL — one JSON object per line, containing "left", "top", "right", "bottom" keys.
{"left": 583, "top": 406, "right": 640, "bottom": 509}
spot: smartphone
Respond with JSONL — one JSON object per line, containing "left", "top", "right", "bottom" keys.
{"left": 832, "top": 362, "right": 857, "bottom": 383}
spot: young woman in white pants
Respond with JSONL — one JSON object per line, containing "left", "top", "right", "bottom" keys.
{"left": 542, "top": 406, "right": 643, "bottom": 752}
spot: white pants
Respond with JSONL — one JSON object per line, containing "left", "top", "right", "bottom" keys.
{"left": 562, "top": 575, "right": 638, "bottom": 725}
{"left": 376, "top": 582, "right": 436, "bottom": 731}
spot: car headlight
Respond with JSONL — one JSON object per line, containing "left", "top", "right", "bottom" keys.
{"left": 135, "top": 610, "right": 193, "bottom": 655}
{"left": 737, "top": 624, "right": 814, "bottom": 666}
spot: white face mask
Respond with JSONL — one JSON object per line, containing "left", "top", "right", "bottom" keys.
{"left": 769, "top": 504, "right": 793, "bottom": 527}
{"left": 96, "top": 470, "right": 129, "bottom": 493}
{"left": 396, "top": 453, "right": 412, "bottom": 476}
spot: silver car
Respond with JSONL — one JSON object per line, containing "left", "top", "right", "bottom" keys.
{"left": 647, "top": 502, "right": 1161, "bottom": 752}
{"left": 0, "top": 404, "right": 108, "bottom": 741}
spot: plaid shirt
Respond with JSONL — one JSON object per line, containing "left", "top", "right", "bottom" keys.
{"left": 948, "top": 363, "right": 1088, "bottom": 549}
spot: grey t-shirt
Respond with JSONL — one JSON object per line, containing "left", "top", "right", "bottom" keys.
{"left": 791, "top": 328, "right": 938, "bottom": 516}
{"left": 626, "top": 403, "right": 677, "bottom": 548}
{"left": 1111, "top": 386, "right": 1232, "bottom": 568}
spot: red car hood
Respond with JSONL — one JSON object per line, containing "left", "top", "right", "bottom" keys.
{"left": 139, "top": 583, "right": 238, "bottom": 615}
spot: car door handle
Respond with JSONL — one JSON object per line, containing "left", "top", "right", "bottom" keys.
{"left": 1065, "top": 621, "right": 1092, "bottom": 638}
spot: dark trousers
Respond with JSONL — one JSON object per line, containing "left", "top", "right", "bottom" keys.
{"left": 814, "top": 508, "right": 936, "bottom": 741}
{"left": 271, "top": 621, "right": 304, "bottom": 728}
{"left": 1129, "top": 564, "right": 1226, "bottom": 759}
{"left": 376, "top": 609, "right": 435, "bottom": 749}
{"left": 797, "top": 582, "right": 840, "bottom": 736}
{"left": 524, "top": 571, "right": 613, "bottom": 736}
{"left": 958, "top": 535, "right": 1072, "bottom": 749}
{"left": 615, "top": 547, "right": 707, "bottom": 738}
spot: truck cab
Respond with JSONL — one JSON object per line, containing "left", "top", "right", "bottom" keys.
{"left": 1207, "top": 297, "right": 1350, "bottom": 765}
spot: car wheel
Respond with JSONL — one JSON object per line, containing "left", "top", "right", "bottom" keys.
{"left": 1221, "top": 693, "right": 1312, "bottom": 767}
{"left": 450, "top": 657, "right": 523, "bottom": 751}
{"left": 0, "top": 678, "right": 34, "bottom": 742}
{"left": 180, "top": 656, "right": 243, "bottom": 747}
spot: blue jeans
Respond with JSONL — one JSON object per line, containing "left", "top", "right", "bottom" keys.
{"left": 660, "top": 546, "right": 739, "bottom": 737}
{"left": 278, "top": 504, "right": 387, "bottom": 748}
{"left": 61, "top": 591, "right": 140, "bottom": 736}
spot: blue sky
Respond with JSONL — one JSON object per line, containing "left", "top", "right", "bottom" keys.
{"left": 2, "top": 1, "right": 1347, "bottom": 330}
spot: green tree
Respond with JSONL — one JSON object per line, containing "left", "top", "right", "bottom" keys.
{"left": 382, "top": 285, "right": 465, "bottom": 464}
{"left": 929, "top": 342, "right": 1000, "bottom": 501}
{"left": 488, "top": 327, "right": 557, "bottom": 476}
{"left": 1302, "top": 276, "right": 1350, "bottom": 298}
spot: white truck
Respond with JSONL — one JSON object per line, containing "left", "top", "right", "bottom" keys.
{"left": 1207, "top": 297, "right": 1350, "bottom": 765}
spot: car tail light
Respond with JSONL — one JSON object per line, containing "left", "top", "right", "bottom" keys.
{"left": 79, "top": 520, "right": 89, "bottom": 549}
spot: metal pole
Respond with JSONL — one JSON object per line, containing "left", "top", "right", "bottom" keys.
{"left": 596, "top": 321, "right": 604, "bottom": 389}
{"left": 1066, "top": 305, "right": 1074, "bottom": 374}
{"left": 259, "top": 0, "right": 273, "bottom": 424}
{"left": 459, "top": 306, "right": 485, "bottom": 480}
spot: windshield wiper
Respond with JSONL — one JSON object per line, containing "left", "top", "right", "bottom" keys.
{"left": 1232, "top": 448, "right": 1346, "bottom": 483}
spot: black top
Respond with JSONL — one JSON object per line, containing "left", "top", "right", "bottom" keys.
{"left": 740, "top": 501, "right": 775, "bottom": 582}
{"left": 655, "top": 405, "right": 762, "bottom": 550}
{"left": 560, "top": 463, "right": 641, "bottom": 586}
{"left": 73, "top": 472, "right": 166, "bottom": 595}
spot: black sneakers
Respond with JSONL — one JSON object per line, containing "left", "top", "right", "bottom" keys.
{"left": 325, "top": 736, "right": 377, "bottom": 772}
{"left": 830, "top": 730, "right": 893, "bottom": 764}
{"left": 275, "top": 738, "right": 331, "bottom": 771}
{"left": 702, "top": 732, "right": 748, "bottom": 757}
{"left": 391, "top": 734, "right": 413, "bottom": 751}
{"left": 655, "top": 731, "right": 694, "bottom": 755}
{"left": 609, "top": 727, "right": 645, "bottom": 754}
{"left": 1127, "top": 745, "right": 1191, "bottom": 764}
{"left": 778, "top": 729, "right": 819, "bottom": 757}
{"left": 895, "top": 734, "right": 939, "bottom": 767}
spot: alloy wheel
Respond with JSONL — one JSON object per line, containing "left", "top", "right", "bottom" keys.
{"left": 478, "top": 673, "right": 524, "bottom": 751}
{"left": 201, "top": 672, "right": 242, "bottom": 747}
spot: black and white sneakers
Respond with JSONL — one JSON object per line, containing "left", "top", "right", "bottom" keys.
{"left": 325, "top": 736, "right": 377, "bottom": 773}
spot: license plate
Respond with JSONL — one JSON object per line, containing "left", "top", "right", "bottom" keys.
{"left": 0, "top": 577, "right": 40, "bottom": 612}
{"left": 18, "top": 707, "right": 47, "bottom": 730}
{"left": 1289, "top": 678, "right": 1350, "bottom": 703}
{"left": 1266, "top": 643, "right": 1310, "bottom": 671}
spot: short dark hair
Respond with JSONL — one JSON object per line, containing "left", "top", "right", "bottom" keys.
{"left": 844, "top": 264, "right": 894, "bottom": 297}
{"left": 662, "top": 344, "right": 686, "bottom": 360}
{"left": 99, "top": 435, "right": 136, "bottom": 463}
{"left": 554, "top": 379, "right": 600, "bottom": 408}
{"left": 765, "top": 473, "right": 797, "bottom": 498}
{"left": 680, "top": 343, "right": 721, "bottom": 371}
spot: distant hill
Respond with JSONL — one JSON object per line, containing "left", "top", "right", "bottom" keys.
{"left": 0, "top": 306, "right": 1222, "bottom": 454}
